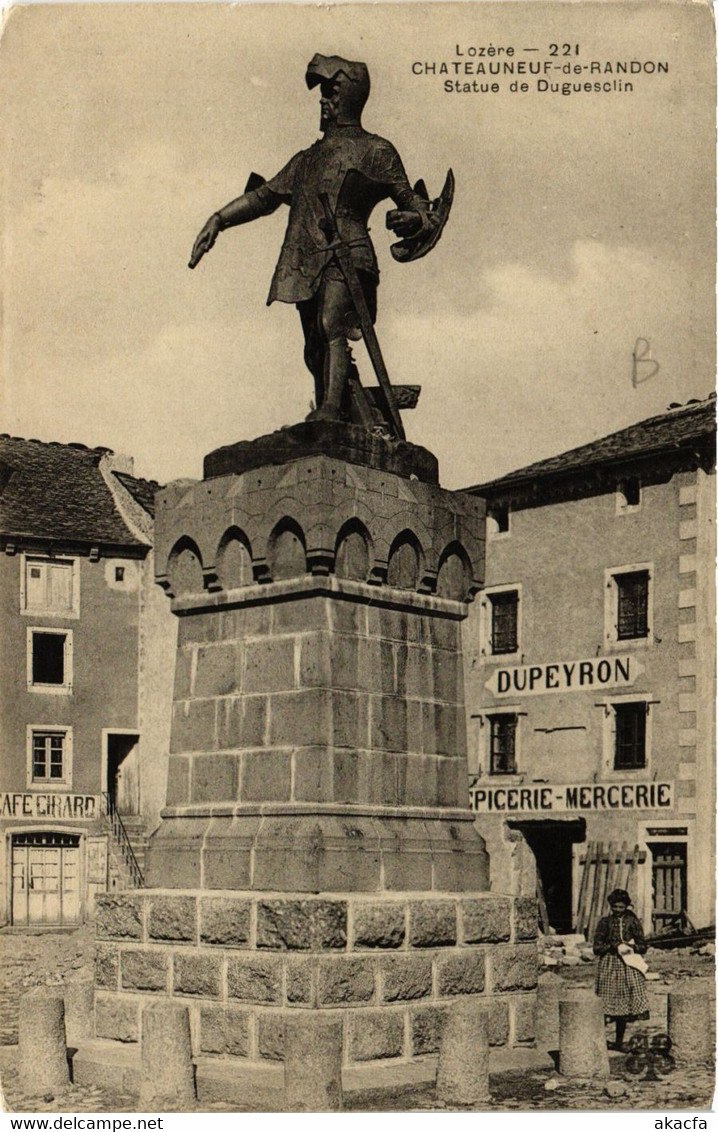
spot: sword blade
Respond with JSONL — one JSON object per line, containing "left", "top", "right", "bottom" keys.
{"left": 318, "top": 192, "right": 405, "bottom": 441}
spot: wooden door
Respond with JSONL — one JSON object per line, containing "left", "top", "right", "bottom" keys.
{"left": 11, "top": 833, "right": 81, "bottom": 925}
{"left": 651, "top": 842, "right": 687, "bottom": 933}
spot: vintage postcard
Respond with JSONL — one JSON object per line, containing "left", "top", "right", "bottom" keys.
{"left": 0, "top": 0, "right": 715, "bottom": 1120}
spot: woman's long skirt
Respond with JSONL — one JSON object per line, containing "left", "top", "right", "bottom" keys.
{"left": 595, "top": 954, "right": 650, "bottom": 1020}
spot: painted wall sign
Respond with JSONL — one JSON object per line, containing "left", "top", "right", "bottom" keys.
{"left": 469, "top": 781, "right": 673, "bottom": 814}
{"left": 0, "top": 793, "right": 98, "bottom": 819}
{"left": 485, "top": 654, "right": 643, "bottom": 697}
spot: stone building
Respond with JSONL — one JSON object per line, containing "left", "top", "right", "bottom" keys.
{"left": 463, "top": 397, "right": 716, "bottom": 936}
{"left": 0, "top": 435, "right": 176, "bottom": 926}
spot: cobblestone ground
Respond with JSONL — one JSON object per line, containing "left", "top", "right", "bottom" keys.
{"left": 1, "top": 928, "right": 714, "bottom": 1114}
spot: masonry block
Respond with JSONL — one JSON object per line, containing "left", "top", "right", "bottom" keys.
{"left": 317, "top": 958, "right": 375, "bottom": 1005}
{"left": 514, "top": 897, "right": 539, "bottom": 941}
{"left": 191, "top": 753, "right": 238, "bottom": 803}
{"left": 512, "top": 995, "right": 537, "bottom": 1043}
{"left": 370, "top": 695, "right": 408, "bottom": 753}
{"left": 436, "top": 953, "right": 486, "bottom": 996}
{"left": 404, "top": 756, "right": 438, "bottom": 807}
{"left": 490, "top": 945, "right": 539, "bottom": 992}
{"left": 148, "top": 896, "right": 197, "bottom": 943}
{"left": 173, "top": 647, "right": 194, "bottom": 700}
{"left": 489, "top": 1000, "right": 510, "bottom": 1046}
{"left": 193, "top": 643, "right": 238, "bottom": 697}
{"left": 216, "top": 695, "right": 267, "bottom": 750}
{"left": 269, "top": 689, "right": 331, "bottom": 747}
{"left": 298, "top": 633, "right": 331, "bottom": 688}
{"left": 243, "top": 637, "right": 295, "bottom": 693}
{"left": 330, "top": 599, "right": 366, "bottom": 635}
{"left": 411, "top": 1005, "right": 443, "bottom": 1055}
{"left": 273, "top": 597, "right": 328, "bottom": 634}
{"left": 332, "top": 690, "right": 368, "bottom": 748}
{"left": 227, "top": 956, "right": 282, "bottom": 1004}
{"left": 170, "top": 699, "right": 216, "bottom": 754}
{"left": 94, "top": 945, "right": 119, "bottom": 989}
{"left": 257, "top": 1012, "right": 285, "bottom": 1060}
{"left": 256, "top": 900, "right": 347, "bottom": 951}
{"left": 408, "top": 901, "right": 457, "bottom": 948}
{"left": 96, "top": 895, "right": 143, "bottom": 941}
{"left": 165, "top": 756, "right": 190, "bottom": 805}
{"left": 200, "top": 897, "right": 251, "bottom": 948}
{"left": 350, "top": 1010, "right": 405, "bottom": 1061}
{"left": 241, "top": 751, "right": 292, "bottom": 802}
{"left": 353, "top": 903, "right": 406, "bottom": 949}
{"left": 285, "top": 958, "right": 315, "bottom": 1005}
{"left": 462, "top": 897, "right": 512, "bottom": 944}
{"left": 292, "top": 747, "right": 334, "bottom": 802}
{"left": 173, "top": 953, "right": 222, "bottom": 997}
{"left": 95, "top": 996, "right": 140, "bottom": 1043}
{"left": 421, "top": 701, "right": 460, "bottom": 757}
{"left": 381, "top": 955, "right": 432, "bottom": 1002}
{"left": 199, "top": 1006, "right": 250, "bottom": 1057}
{"left": 120, "top": 950, "right": 169, "bottom": 993}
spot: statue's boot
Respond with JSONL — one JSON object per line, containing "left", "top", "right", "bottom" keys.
{"left": 306, "top": 338, "right": 351, "bottom": 423}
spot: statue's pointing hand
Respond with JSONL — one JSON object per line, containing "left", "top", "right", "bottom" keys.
{"left": 189, "top": 214, "right": 222, "bottom": 270}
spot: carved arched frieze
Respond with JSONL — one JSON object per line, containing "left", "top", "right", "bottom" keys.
{"left": 386, "top": 529, "right": 424, "bottom": 592}
{"left": 435, "top": 541, "right": 473, "bottom": 601}
{"left": 334, "top": 519, "right": 373, "bottom": 582}
{"left": 216, "top": 526, "right": 254, "bottom": 590}
{"left": 166, "top": 536, "right": 205, "bottom": 599}
{"left": 267, "top": 518, "right": 308, "bottom": 581}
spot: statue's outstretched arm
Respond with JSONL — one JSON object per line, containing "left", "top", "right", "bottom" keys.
{"left": 189, "top": 186, "right": 282, "bottom": 269}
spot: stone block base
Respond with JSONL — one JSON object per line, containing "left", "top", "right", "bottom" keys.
{"left": 91, "top": 889, "right": 538, "bottom": 1085}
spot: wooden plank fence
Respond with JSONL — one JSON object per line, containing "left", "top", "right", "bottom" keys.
{"left": 575, "top": 841, "right": 646, "bottom": 939}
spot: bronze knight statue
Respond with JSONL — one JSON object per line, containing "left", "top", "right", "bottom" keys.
{"left": 190, "top": 54, "right": 453, "bottom": 439}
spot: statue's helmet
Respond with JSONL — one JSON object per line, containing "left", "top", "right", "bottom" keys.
{"left": 305, "top": 54, "right": 370, "bottom": 124}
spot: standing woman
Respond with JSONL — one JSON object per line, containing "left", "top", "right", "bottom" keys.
{"left": 594, "top": 888, "right": 650, "bottom": 1050}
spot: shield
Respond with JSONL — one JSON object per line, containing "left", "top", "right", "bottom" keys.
{"left": 387, "top": 168, "right": 454, "bottom": 263}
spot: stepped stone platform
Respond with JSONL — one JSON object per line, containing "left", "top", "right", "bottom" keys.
{"left": 75, "top": 888, "right": 538, "bottom": 1098}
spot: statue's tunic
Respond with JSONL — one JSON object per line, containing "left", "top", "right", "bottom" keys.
{"left": 246, "top": 126, "right": 427, "bottom": 305}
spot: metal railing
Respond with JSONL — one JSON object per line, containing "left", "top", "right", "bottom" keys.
{"left": 101, "top": 792, "right": 144, "bottom": 888}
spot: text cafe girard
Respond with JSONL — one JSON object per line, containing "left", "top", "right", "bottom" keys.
{"left": 0, "top": 793, "right": 99, "bottom": 819}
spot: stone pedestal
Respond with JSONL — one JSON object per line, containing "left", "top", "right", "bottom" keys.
{"left": 80, "top": 429, "right": 539, "bottom": 1101}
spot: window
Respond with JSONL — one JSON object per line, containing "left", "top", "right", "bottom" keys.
{"left": 605, "top": 564, "right": 652, "bottom": 646}
{"left": 115, "top": 566, "right": 125, "bottom": 583}
{"left": 489, "top": 590, "right": 519, "bottom": 654}
{"left": 617, "top": 478, "right": 641, "bottom": 511}
{"left": 22, "top": 556, "right": 78, "bottom": 616}
{"left": 28, "top": 728, "right": 72, "bottom": 786}
{"left": 27, "top": 629, "right": 73, "bottom": 692}
{"left": 613, "top": 702, "right": 647, "bottom": 769}
{"left": 488, "top": 504, "right": 510, "bottom": 535}
{"left": 489, "top": 714, "right": 518, "bottom": 775}
{"left": 616, "top": 571, "right": 649, "bottom": 639}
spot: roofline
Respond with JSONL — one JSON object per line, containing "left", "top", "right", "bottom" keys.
{"left": 0, "top": 533, "right": 150, "bottom": 558}
{"left": 463, "top": 418, "right": 716, "bottom": 498}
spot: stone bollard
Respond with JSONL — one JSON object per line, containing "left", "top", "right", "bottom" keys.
{"left": 436, "top": 1000, "right": 491, "bottom": 1107}
{"left": 668, "top": 986, "right": 715, "bottom": 1066}
{"left": 284, "top": 1014, "right": 343, "bottom": 1111}
{"left": 558, "top": 989, "right": 610, "bottom": 1079}
{"left": 18, "top": 987, "right": 70, "bottom": 1096}
{"left": 64, "top": 980, "right": 94, "bottom": 1046}
{"left": 138, "top": 1002, "right": 196, "bottom": 1111}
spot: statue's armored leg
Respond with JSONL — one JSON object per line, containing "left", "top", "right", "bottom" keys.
{"left": 298, "top": 296, "right": 325, "bottom": 410}
{"left": 305, "top": 274, "right": 354, "bottom": 422}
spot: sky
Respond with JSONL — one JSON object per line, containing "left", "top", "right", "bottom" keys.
{"left": 1, "top": 1, "right": 715, "bottom": 488}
